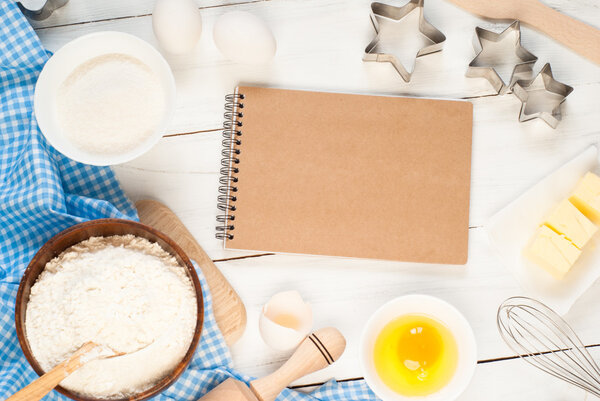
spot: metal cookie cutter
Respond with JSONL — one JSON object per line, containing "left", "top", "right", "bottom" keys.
{"left": 513, "top": 63, "right": 573, "bottom": 129}
{"left": 17, "top": 0, "right": 68, "bottom": 20}
{"left": 363, "top": 0, "right": 446, "bottom": 82}
{"left": 466, "top": 21, "right": 537, "bottom": 94}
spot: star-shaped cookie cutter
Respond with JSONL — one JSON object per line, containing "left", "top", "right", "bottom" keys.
{"left": 363, "top": 0, "right": 446, "bottom": 82}
{"left": 512, "top": 63, "right": 573, "bottom": 129}
{"left": 466, "top": 21, "right": 538, "bottom": 94}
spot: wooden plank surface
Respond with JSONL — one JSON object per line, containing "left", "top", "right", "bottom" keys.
{"left": 29, "top": 0, "right": 262, "bottom": 29}
{"left": 36, "top": 0, "right": 600, "bottom": 134}
{"left": 32, "top": 0, "right": 600, "bottom": 397}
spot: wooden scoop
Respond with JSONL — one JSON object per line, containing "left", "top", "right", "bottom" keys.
{"left": 444, "top": 0, "right": 600, "bottom": 65}
{"left": 200, "top": 327, "right": 346, "bottom": 401}
{"left": 7, "top": 342, "right": 122, "bottom": 401}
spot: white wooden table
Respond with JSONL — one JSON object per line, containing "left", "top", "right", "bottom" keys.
{"left": 33, "top": 0, "right": 600, "bottom": 399}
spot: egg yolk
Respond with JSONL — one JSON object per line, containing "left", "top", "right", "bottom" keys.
{"left": 373, "top": 314, "right": 458, "bottom": 396}
{"left": 272, "top": 313, "right": 301, "bottom": 330}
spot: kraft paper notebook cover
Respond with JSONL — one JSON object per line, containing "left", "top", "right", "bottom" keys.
{"left": 216, "top": 86, "right": 473, "bottom": 264}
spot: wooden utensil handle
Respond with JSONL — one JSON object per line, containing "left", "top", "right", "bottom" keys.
{"left": 6, "top": 342, "right": 98, "bottom": 401}
{"left": 5, "top": 363, "right": 69, "bottom": 401}
{"left": 250, "top": 327, "right": 346, "bottom": 401}
{"left": 523, "top": 1, "right": 600, "bottom": 65}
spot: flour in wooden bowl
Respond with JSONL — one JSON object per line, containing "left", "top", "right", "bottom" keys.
{"left": 25, "top": 235, "right": 197, "bottom": 399}
{"left": 56, "top": 53, "right": 166, "bottom": 155}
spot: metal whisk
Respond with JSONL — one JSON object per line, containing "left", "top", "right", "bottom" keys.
{"left": 497, "top": 296, "right": 600, "bottom": 398}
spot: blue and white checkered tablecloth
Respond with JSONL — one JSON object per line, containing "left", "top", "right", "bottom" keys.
{"left": 0, "top": 1, "right": 377, "bottom": 399}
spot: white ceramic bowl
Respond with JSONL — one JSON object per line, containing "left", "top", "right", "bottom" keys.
{"left": 360, "top": 295, "right": 477, "bottom": 401}
{"left": 34, "top": 31, "right": 176, "bottom": 166}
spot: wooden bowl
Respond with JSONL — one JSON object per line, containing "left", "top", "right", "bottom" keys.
{"left": 15, "top": 219, "right": 204, "bottom": 401}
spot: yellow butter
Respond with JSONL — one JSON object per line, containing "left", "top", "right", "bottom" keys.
{"left": 544, "top": 199, "right": 597, "bottom": 249}
{"left": 525, "top": 225, "right": 581, "bottom": 280}
{"left": 570, "top": 172, "right": 600, "bottom": 224}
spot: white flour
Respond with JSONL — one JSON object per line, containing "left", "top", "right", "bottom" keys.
{"left": 25, "top": 235, "right": 197, "bottom": 398}
{"left": 56, "top": 53, "right": 166, "bottom": 155}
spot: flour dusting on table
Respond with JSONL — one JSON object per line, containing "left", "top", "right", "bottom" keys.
{"left": 25, "top": 235, "right": 197, "bottom": 398}
{"left": 56, "top": 53, "right": 166, "bottom": 155}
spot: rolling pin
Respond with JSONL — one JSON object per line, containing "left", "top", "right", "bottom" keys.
{"left": 200, "top": 327, "right": 346, "bottom": 401}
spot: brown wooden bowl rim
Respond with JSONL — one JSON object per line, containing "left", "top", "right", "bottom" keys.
{"left": 15, "top": 218, "right": 204, "bottom": 401}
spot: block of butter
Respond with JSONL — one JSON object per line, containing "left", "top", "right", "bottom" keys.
{"left": 570, "top": 172, "right": 600, "bottom": 223}
{"left": 525, "top": 225, "right": 582, "bottom": 280}
{"left": 545, "top": 199, "right": 597, "bottom": 249}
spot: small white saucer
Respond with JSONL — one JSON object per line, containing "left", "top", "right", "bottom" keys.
{"left": 486, "top": 145, "right": 600, "bottom": 315}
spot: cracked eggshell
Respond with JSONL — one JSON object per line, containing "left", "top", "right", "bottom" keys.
{"left": 259, "top": 291, "right": 313, "bottom": 351}
{"left": 213, "top": 11, "right": 276, "bottom": 64}
{"left": 152, "top": 0, "right": 203, "bottom": 55}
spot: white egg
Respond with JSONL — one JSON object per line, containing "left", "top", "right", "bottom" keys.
{"left": 152, "top": 0, "right": 203, "bottom": 55}
{"left": 259, "top": 291, "right": 313, "bottom": 351}
{"left": 213, "top": 11, "right": 276, "bottom": 64}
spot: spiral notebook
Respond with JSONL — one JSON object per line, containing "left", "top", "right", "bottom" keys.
{"left": 216, "top": 86, "right": 473, "bottom": 264}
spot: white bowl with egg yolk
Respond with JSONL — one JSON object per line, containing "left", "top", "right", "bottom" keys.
{"left": 359, "top": 295, "right": 477, "bottom": 401}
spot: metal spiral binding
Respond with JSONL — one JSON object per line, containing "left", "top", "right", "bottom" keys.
{"left": 216, "top": 93, "right": 244, "bottom": 240}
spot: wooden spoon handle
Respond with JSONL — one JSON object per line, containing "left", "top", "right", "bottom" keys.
{"left": 6, "top": 364, "right": 70, "bottom": 401}
{"left": 6, "top": 342, "right": 99, "bottom": 401}
{"left": 250, "top": 328, "right": 346, "bottom": 401}
{"left": 522, "top": 1, "right": 600, "bottom": 65}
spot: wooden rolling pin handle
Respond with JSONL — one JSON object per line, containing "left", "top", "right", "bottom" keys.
{"left": 249, "top": 327, "right": 346, "bottom": 401}
{"left": 524, "top": 1, "right": 600, "bottom": 65}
